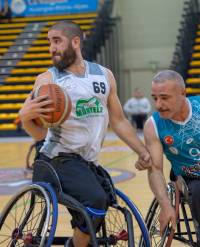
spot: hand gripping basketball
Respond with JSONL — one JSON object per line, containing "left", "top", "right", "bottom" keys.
{"left": 33, "top": 83, "right": 72, "bottom": 128}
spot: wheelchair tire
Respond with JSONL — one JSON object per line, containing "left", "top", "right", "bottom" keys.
{"left": 139, "top": 182, "right": 178, "bottom": 247}
{"left": 97, "top": 188, "right": 150, "bottom": 247}
{"left": 0, "top": 182, "right": 58, "bottom": 247}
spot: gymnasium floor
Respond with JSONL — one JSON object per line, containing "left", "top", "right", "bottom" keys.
{"left": 0, "top": 130, "right": 186, "bottom": 246}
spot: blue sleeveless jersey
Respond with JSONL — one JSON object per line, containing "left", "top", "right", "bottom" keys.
{"left": 152, "top": 96, "right": 200, "bottom": 177}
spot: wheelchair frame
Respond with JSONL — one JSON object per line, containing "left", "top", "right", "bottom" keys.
{"left": 0, "top": 159, "right": 151, "bottom": 247}
{"left": 140, "top": 178, "right": 199, "bottom": 247}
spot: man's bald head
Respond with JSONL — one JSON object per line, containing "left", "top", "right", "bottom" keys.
{"left": 49, "top": 20, "right": 84, "bottom": 48}
{"left": 152, "top": 70, "right": 185, "bottom": 89}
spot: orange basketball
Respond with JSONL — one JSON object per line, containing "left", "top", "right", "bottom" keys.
{"left": 33, "top": 83, "right": 72, "bottom": 128}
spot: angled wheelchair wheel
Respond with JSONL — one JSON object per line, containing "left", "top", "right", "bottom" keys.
{"left": 97, "top": 188, "right": 150, "bottom": 247}
{"left": 0, "top": 182, "right": 58, "bottom": 247}
{"left": 140, "top": 182, "right": 179, "bottom": 247}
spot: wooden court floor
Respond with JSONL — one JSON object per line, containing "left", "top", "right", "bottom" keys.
{"left": 0, "top": 130, "right": 186, "bottom": 246}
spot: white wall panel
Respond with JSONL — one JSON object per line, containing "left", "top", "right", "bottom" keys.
{"left": 112, "top": 0, "right": 184, "bottom": 102}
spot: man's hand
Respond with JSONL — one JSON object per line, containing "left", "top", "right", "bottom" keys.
{"left": 135, "top": 150, "right": 152, "bottom": 170}
{"left": 159, "top": 204, "right": 176, "bottom": 236}
{"left": 19, "top": 93, "right": 54, "bottom": 122}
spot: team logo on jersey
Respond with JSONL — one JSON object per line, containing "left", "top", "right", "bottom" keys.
{"left": 169, "top": 146, "right": 179, "bottom": 155}
{"left": 76, "top": 97, "right": 103, "bottom": 117}
{"left": 186, "top": 138, "right": 194, "bottom": 144}
{"left": 164, "top": 135, "right": 174, "bottom": 145}
{"left": 182, "top": 164, "right": 200, "bottom": 179}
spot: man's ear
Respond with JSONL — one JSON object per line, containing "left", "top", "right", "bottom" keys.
{"left": 72, "top": 36, "right": 80, "bottom": 49}
{"left": 181, "top": 88, "right": 186, "bottom": 96}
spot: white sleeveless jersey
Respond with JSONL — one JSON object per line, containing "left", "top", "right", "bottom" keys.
{"left": 40, "top": 60, "right": 110, "bottom": 162}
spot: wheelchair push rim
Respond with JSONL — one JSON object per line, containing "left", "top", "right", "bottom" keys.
{"left": 0, "top": 183, "right": 58, "bottom": 247}
{"left": 97, "top": 188, "right": 151, "bottom": 247}
{"left": 141, "top": 182, "right": 182, "bottom": 247}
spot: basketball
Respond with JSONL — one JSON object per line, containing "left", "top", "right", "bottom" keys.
{"left": 33, "top": 83, "right": 72, "bottom": 128}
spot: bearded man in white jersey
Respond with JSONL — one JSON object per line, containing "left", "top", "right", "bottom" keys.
{"left": 19, "top": 21, "right": 151, "bottom": 247}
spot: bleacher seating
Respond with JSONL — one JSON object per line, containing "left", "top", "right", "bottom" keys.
{"left": 170, "top": 0, "right": 200, "bottom": 96}
{"left": 0, "top": 0, "right": 119, "bottom": 137}
{"left": 186, "top": 25, "right": 200, "bottom": 94}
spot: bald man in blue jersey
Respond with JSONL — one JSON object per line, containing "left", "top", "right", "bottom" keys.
{"left": 139, "top": 70, "right": 200, "bottom": 242}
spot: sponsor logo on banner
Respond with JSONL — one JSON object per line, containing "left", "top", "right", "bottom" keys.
{"left": 6, "top": 0, "right": 98, "bottom": 16}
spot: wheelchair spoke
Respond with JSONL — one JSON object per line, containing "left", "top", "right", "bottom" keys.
{"left": 107, "top": 208, "right": 124, "bottom": 234}
{"left": 97, "top": 192, "right": 149, "bottom": 246}
{"left": 145, "top": 196, "right": 171, "bottom": 246}
{"left": 24, "top": 201, "right": 47, "bottom": 235}
{"left": 1, "top": 180, "right": 149, "bottom": 247}
{"left": 141, "top": 182, "right": 198, "bottom": 247}
{"left": 0, "top": 184, "right": 57, "bottom": 247}
{"left": 0, "top": 234, "right": 12, "bottom": 245}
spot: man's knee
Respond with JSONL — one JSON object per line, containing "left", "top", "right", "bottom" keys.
{"left": 70, "top": 189, "right": 108, "bottom": 234}
{"left": 90, "top": 189, "right": 108, "bottom": 210}
{"left": 86, "top": 190, "right": 108, "bottom": 231}
{"left": 71, "top": 206, "right": 107, "bottom": 234}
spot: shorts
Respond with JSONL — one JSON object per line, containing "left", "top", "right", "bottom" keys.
{"left": 33, "top": 152, "right": 116, "bottom": 232}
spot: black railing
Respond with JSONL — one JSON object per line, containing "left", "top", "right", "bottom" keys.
{"left": 170, "top": 0, "right": 199, "bottom": 80}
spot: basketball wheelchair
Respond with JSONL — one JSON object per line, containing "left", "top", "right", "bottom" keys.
{"left": 0, "top": 157, "right": 151, "bottom": 247}
{"left": 139, "top": 171, "right": 200, "bottom": 247}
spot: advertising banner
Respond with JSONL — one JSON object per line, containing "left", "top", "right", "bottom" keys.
{"left": 1, "top": 0, "right": 98, "bottom": 17}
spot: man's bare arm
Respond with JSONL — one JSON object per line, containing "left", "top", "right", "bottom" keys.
{"left": 107, "top": 69, "right": 151, "bottom": 166}
{"left": 144, "top": 118, "right": 176, "bottom": 234}
{"left": 19, "top": 72, "right": 54, "bottom": 140}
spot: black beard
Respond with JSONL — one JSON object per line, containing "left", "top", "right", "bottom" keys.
{"left": 53, "top": 46, "right": 76, "bottom": 72}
